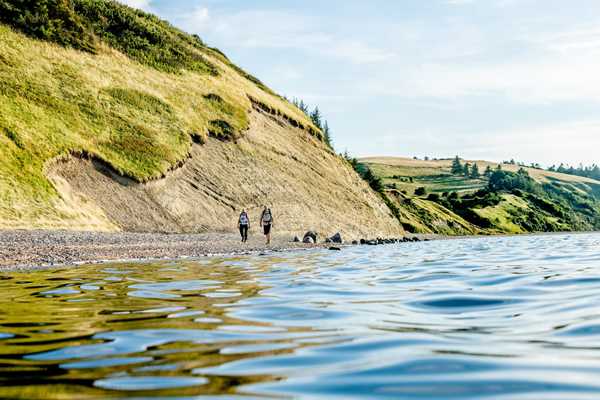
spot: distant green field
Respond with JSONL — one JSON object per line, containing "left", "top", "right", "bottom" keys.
{"left": 361, "top": 156, "right": 600, "bottom": 235}
{"left": 367, "top": 163, "right": 487, "bottom": 195}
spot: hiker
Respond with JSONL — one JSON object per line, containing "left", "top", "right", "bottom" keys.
{"left": 238, "top": 209, "right": 250, "bottom": 242}
{"left": 260, "top": 206, "right": 273, "bottom": 245}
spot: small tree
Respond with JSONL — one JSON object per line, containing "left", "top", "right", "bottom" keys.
{"left": 415, "top": 187, "right": 427, "bottom": 196}
{"left": 484, "top": 165, "right": 493, "bottom": 177}
{"left": 451, "top": 156, "right": 463, "bottom": 174}
{"left": 427, "top": 193, "right": 440, "bottom": 202}
{"left": 362, "top": 167, "right": 383, "bottom": 193}
{"left": 299, "top": 99, "right": 309, "bottom": 115}
{"left": 323, "top": 120, "right": 333, "bottom": 150}
{"left": 463, "top": 163, "right": 471, "bottom": 177}
{"left": 310, "top": 107, "right": 323, "bottom": 130}
{"left": 471, "top": 163, "right": 481, "bottom": 179}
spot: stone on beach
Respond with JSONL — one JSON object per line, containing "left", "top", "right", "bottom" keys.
{"left": 303, "top": 231, "right": 318, "bottom": 244}
{"left": 329, "top": 232, "right": 343, "bottom": 244}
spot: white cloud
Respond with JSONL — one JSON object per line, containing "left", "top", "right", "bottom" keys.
{"left": 353, "top": 18, "right": 600, "bottom": 105}
{"left": 471, "top": 120, "right": 600, "bottom": 166}
{"left": 184, "top": 6, "right": 210, "bottom": 30}
{"left": 446, "top": 0, "right": 475, "bottom": 5}
{"left": 118, "top": 0, "right": 152, "bottom": 11}
{"left": 184, "top": 9, "right": 393, "bottom": 64}
{"left": 360, "top": 119, "right": 600, "bottom": 166}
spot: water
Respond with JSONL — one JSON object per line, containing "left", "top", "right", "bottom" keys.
{"left": 1, "top": 233, "right": 600, "bottom": 399}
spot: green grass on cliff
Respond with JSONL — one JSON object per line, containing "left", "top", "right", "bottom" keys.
{"left": 0, "top": 0, "right": 320, "bottom": 228}
{"left": 0, "top": 0, "right": 217, "bottom": 74}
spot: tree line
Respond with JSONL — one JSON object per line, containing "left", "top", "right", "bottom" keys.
{"left": 547, "top": 164, "right": 600, "bottom": 181}
{"left": 450, "top": 156, "right": 497, "bottom": 179}
{"left": 289, "top": 98, "right": 334, "bottom": 150}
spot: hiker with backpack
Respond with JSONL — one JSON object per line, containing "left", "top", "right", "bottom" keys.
{"left": 260, "top": 206, "right": 273, "bottom": 245}
{"left": 238, "top": 209, "right": 250, "bottom": 242}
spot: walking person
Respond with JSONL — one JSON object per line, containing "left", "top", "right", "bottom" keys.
{"left": 238, "top": 209, "right": 250, "bottom": 243}
{"left": 260, "top": 206, "right": 273, "bottom": 245}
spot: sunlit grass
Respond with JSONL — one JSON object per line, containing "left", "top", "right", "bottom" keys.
{"left": 0, "top": 24, "right": 317, "bottom": 228}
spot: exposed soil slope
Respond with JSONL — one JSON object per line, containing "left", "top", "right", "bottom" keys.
{"left": 47, "top": 109, "right": 400, "bottom": 237}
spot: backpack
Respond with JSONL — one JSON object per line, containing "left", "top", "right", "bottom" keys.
{"left": 262, "top": 210, "right": 272, "bottom": 223}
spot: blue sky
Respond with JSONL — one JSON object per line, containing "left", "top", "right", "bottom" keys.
{"left": 122, "top": 0, "right": 600, "bottom": 166}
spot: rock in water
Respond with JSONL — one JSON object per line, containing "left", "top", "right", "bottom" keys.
{"left": 328, "top": 246, "right": 341, "bottom": 251}
{"left": 352, "top": 240, "right": 359, "bottom": 245}
{"left": 303, "top": 231, "right": 317, "bottom": 243}
{"left": 330, "top": 232, "right": 343, "bottom": 244}
{"left": 303, "top": 236, "right": 315, "bottom": 244}
{"left": 293, "top": 236, "right": 300, "bottom": 243}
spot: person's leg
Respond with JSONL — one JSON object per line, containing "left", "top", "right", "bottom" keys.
{"left": 239, "top": 225, "right": 244, "bottom": 242}
{"left": 243, "top": 225, "right": 248, "bottom": 242}
{"left": 266, "top": 224, "right": 271, "bottom": 245}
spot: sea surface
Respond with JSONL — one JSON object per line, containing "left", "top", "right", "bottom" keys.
{"left": 1, "top": 233, "right": 600, "bottom": 399}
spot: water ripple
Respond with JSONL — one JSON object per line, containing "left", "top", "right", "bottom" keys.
{"left": 0, "top": 233, "right": 600, "bottom": 398}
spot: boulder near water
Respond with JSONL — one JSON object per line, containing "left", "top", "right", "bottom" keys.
{"left": 303, "top": 231, "right": 318, "bottom": 244}
{"left": 329, "top": 232, "right": 343, "bottom": 244}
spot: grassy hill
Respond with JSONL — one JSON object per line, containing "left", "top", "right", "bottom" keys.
{"left": 361, "top": 157, "right": 600, "bottom": 235}
{"left": 0, "top": 0, "right": 402, "bottom": 238}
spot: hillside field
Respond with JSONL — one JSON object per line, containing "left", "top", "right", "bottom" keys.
{"left": 361, "top": 157, "right": 600, "bottom": 235}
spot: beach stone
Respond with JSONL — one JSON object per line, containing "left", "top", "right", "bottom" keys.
{"left": 360, "top": 239, "right": 366, "bottom": 245}
{"left": 352, "top": 240, "right": 359, "bottom": 245}
{"left": 329, "top": 232, "right": 343, "bottom": 244}
{"left": 328, "top": 246, "right": 341, "bottom": 251}
{"left": 303, "top": 236, "right": 315, "bottom": 244}
{"left": 303, "top": 231, "right": 317, "bottom": 243}
{"left": 367, "top": 240, "right": 378, "bottom": 246}
{"left": 293, "top": 236, "right": 300, "bottom": 243}
{"left": 325, "top": 238, "right": 332, "bottom": 244}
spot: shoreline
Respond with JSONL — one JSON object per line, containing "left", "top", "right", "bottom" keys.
{"left": 3, "top": 229, "right": 592, "bottom": 272}
{"left": 0, "top": 230, "right": 431, "bottom": 272}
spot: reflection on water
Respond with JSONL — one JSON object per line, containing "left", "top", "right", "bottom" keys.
{"left": 1, "top": 233, "right": 600, "bottom": 399}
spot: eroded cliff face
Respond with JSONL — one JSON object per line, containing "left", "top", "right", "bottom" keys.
{"left": 0, "top": 16, "right": 401, "bottom": 238}
{"left": 47, "top": 108, "right": 403, "bottom": 238}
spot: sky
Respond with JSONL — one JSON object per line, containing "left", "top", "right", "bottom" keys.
{"left": 121, "top": 0, "right": 600, "bottom": 166}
